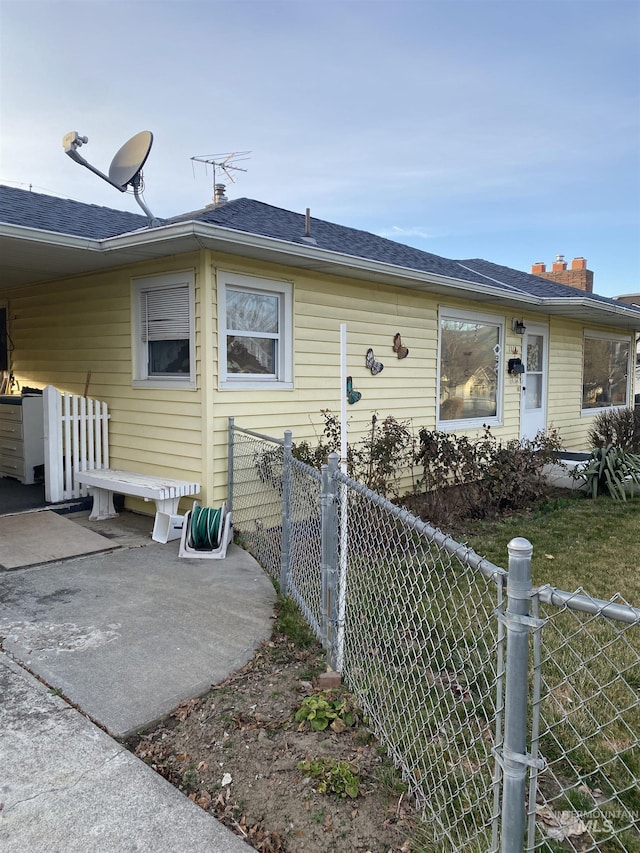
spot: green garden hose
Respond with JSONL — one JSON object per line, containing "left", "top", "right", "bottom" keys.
{"left": 189, "top": 505, "right": 223, "bottom": 550}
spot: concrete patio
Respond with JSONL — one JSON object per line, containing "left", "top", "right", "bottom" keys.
{"left": 0, "top": 508, "right": 277, "bottom": 851}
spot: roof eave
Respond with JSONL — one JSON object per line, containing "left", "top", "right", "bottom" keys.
{"left": 2, "top": 219, "right": 640, "bottom": 331}
{"left": 542, "top": 296, "right": 640, "bottom": 323}
{"left": 103, "top": 220, "right": 545, "bottom": 306}
{"left": 0, "top": 222, "right": 102, "bottom": 251}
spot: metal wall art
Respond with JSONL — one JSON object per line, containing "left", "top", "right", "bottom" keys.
{"left": 346, "top": 376, "right": 361, "bottom": 404}
{"left": 393, "top": 333, "right": 409, "bottom": 359}
{"left": 365, "top": 348, "right": 384, "bottom": 375}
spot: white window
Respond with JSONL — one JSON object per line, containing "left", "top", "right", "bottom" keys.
{"left": 437, "top": 307, "right": 504, "bottom": 428}
{"left": 582, "top": 331, "right": 631, "bottom": 412}
{"left": 218, "top": 271, "right": 293, "bottom": 389}
{"left": 132, "top": 271, "right": 195, "bottom": 388}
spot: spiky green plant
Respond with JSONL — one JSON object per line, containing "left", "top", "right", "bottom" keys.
{"left": 580, "top": 445, "right": 640, "bottom": 500}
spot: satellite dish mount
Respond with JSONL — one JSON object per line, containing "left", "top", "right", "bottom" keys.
{"left": 62, "top": 130, "right": 158, "bottom": 224}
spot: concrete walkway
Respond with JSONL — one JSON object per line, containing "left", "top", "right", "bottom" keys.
{"left": 0, "top": 510, "right": 277, "bottom": 851}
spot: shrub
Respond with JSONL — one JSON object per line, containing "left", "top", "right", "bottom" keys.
{"left": 291, "top": 410, "right": 564, "bottom": 521}
{"left": 587, "top": 406, "right": 640, "bottom": 453}
{"left": 414, "top": 426, "right": 563, "bottom": 522}
{"left": 293, "top": 410, "right": 417, "bottom": 498}
{"left": 292, "top": 409, "right": 342, "bottom": 470}
{"left": 294, "top": 691, "right": 359, "bottom": 731}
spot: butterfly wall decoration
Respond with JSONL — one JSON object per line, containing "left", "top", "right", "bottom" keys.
{"left": 365, "top": 348, "right": 384, "bottom": 375}
{"left": 393, "top": 333, "right": 409, "bottom": 359}
{"left": 346, "top": 376, "right": 361, "bottom": 404}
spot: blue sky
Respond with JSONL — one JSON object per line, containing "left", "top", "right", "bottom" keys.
{"left": 1, "top": 0, "right": 639, "bottom": 297}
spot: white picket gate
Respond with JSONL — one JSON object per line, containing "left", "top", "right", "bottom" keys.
{"left": 43, "top": 385, "right": 110, "bottom": 502}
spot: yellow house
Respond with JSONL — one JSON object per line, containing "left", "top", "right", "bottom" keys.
{"left": 1, "top": 185, "right": 639, "bottom": 513}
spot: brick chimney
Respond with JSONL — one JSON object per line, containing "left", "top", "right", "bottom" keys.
{"left": 530, "top": 255, "right": 593, "bottom": 293}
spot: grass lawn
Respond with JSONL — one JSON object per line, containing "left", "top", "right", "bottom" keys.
{"left": 459, "top": 491, "right": 640, "bottom": 605}
{"left": 457, "top": 491, "right": 640, "bottom": 853}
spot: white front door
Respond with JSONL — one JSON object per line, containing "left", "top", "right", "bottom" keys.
{"left": 520, "top": 324, "right": 548, "bottom": 441}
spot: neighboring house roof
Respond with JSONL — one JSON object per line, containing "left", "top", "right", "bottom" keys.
{"left": 1, "top": 185, "right": 639, "bottom": 331}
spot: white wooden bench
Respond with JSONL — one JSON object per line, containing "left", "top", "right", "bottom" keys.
{"left": 75, "top": 469, "right": 201, "bottom": 521}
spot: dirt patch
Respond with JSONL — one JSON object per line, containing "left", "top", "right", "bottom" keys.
{"left": 128, "top": 486, "right": 582, "bottom": 851}
{"left": 129, "top": 605, "right": 417, "bottom": 852}
{"left": 400, "top": 482, "right": 578, "bottom": 533}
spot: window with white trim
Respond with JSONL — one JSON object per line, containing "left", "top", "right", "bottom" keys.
{"left": 437, "top": 308, "right": 503, "bottom": 427}
{"left": 132, "top": 271, "right": 195, "bottom": 388}
{"left": 218, "top": 272, "right": 293, "bottom": 389}
{"left": 582, "top": 331, "right": 631, "bottom": 411}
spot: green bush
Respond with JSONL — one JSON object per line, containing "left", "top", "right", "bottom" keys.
{"left": 294, "top": 692, "right": 358, "bottom": 731}
{"left": 588, "top": 406, "right": 640, "bottom": 453}
{"left": 581, "top": 445, "right": 640, "bottom": 500}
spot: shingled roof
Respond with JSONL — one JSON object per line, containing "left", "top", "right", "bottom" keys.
{"left": 454, "top": 257, "right": 625, "bottom": 309}
{"left": 0, "top": 184, "right": 148, "bottom": 239}
{"left": 170, "top": 197, "right": 476, "bottom": 283}
{"left": 171, "top": 198, "right": 639, "bottom": 305}
{"left": 0, "top": 185, "right": 637, "bottom": 314}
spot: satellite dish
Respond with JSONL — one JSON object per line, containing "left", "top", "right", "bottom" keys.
{"left": 108, "top": 131, "right": 153, "bottom": 189}
{"left": 62, "top": 130, "right": 158, "bottom": 224}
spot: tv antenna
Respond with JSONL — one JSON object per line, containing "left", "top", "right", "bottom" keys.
{"left": 62, "top": 130, "right": 158, "bottom": 224}
{"left": 191, "top": 151, "right": 250, "bottom": 196}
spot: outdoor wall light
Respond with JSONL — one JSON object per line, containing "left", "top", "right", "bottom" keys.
{"left": 512, "top": 319, "right": 526, "bottom": 335}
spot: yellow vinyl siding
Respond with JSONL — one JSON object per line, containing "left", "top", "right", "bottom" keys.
{"left": 2, "top": 245, "right": 636, "bottom": 509}
{"left": 547, "top": 317, "right": 584, "bottom": 446}
{"left": 207, "top": 266, "right": 516, "bottom": 503}
{"left": 2, "top": 255, "right": 206, "bottom": 511}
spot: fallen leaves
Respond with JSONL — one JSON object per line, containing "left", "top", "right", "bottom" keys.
{"left": 535, "top": 805, "right": 589, "bottom": 840}
{"left": 171, "top": 697, "right": 199, "bottom": 722}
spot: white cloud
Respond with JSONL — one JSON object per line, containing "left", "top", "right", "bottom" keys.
{"left": 376, "top": 226, "right": 439, "bottom": 241}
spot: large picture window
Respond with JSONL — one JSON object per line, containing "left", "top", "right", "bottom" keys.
{"left": 438, "top": 309, "right": 503, "bottom": 426}
{"left": 132, "top": 271, "right": 195, "bottom": 388}
{"left": 582, "top": 332, "right": 630, "bottom": 410}
{"left": 218, "top": 272, "right": 292, "bottom": 389}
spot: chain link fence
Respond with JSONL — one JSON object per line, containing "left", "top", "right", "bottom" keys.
{"left": 528, "top": 589, "right": 640, "bottom": 852}
{"left": 228, "top": 420, "right": 640, "bottom": 852}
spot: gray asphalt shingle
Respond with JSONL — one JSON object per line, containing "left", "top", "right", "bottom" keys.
{"left": 1, "top": 185, "right": 637, "bottom": 314}
{"left": 0, "top": 184, "right": 148, "bottom": 239}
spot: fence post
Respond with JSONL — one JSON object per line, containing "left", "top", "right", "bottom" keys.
{"left": 43, "top": 385, "right": 63, "bottom": 502}
{"left": 228, "top": 417, "right": 235, "bottom": 516}
{"left": 321, "top": 453, "right": 339, "bottom": 669}
{"left": 280, "top": 429, "right": 293, "bottom": 596}
{"left": 501, "top": 537, "right": 534, "bottom": 853}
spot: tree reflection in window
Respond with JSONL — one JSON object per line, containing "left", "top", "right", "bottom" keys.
{"left": 439, "top": 318, "right": 500, "bottom": 421}
{"left": 226, "top": 288, "right": 279, "bottom": 375}
{"left": 582, "top": 336, "right": 629, "bottom": 409}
